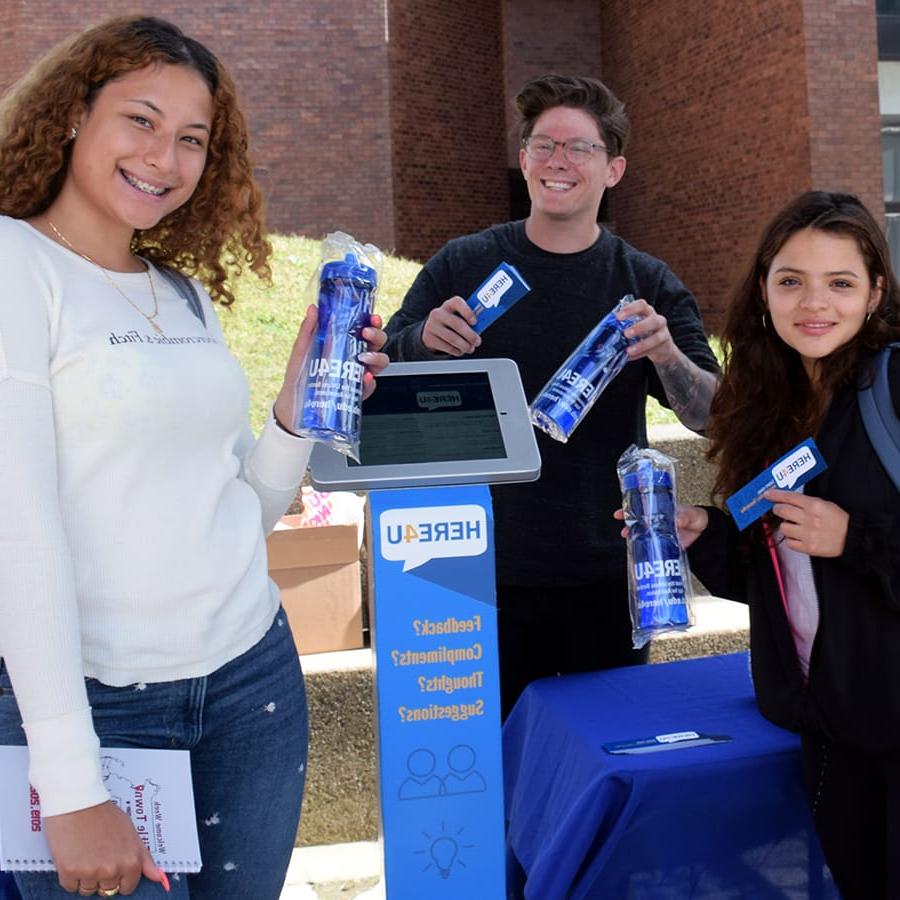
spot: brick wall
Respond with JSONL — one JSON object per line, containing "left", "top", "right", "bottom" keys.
{"left": 229, "top": 1, "right": 394, "bottom": 247}
{"left": 0, "top": 2, "right": 395, "bottom": 248}
{"left": 0, "top": 3, "right": 21, "bottom": 82}
{"left": 804, "top": 0, "right": 883, "bottom": 217}
{"left": 1, "top": 3, "right": 884, "bottom": 291}
{"left": 386, "top": 0, "right": 509, "bottom": 261}
{"left": 599, "top": 0, "right": 882, "bottom": 333}
{"left": 502, "top": 0, "right": 604, "bottom": 167}
{"left": 599, "top": 0, "right": 815, "bottom": 332}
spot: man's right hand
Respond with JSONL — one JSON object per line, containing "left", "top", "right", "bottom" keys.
{"left": 421, "top": 297, "right": 481, "bottom": 356}
{"left": 45, "top": 800, "right": 165, "bottom": 895}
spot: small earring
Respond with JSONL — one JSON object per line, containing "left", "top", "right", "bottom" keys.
{"left": 761, "top": 312, "right": 767, "bottom": 330}
{"left": 866, "top": 311, "right": 872, "bottom": 324}
{"left": 69, "top": 127, "right": 78, "bottom": 141}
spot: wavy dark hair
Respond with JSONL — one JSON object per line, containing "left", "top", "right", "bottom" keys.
{"left": 707, "top": 191, "right": 900, "bottom": 505}
{"left": 0, "top": 15, "right": 270, "bottom": 304}
{"left": 515, "top": 74, "right": 630, "bottom": 158}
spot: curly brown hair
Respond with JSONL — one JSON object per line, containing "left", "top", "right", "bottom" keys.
{"left": 0, "top": 15, "right": 270, "bottom": 305}
{"left": 707, "top": 191, "right": 900, "bottom": 509}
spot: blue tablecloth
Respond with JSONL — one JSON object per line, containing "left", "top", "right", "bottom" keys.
{"left": 503, "top": 653, "right": 839, "bottom": 899}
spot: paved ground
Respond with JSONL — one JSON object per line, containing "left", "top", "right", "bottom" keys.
{"left": 280, "top": 842, "right": 382, "bottom": 899}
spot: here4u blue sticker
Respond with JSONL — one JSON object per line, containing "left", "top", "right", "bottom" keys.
{"left": 465, "top": 262, "right": 531, "bottom": 334}
{"left": 726, "top": 438, "right": 828, "bottom": 530}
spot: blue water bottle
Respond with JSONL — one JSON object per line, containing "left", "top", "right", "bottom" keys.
{"left": 296, "top": 251, "right": 377, "bottom": 457}
{"left": 618, "top": 449, "right": 692, "bottom": 648}
{"left": 530, "top": 294, "right": 639, "bottom": 443}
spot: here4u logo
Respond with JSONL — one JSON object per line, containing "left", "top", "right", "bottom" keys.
{"left": 390, "top": 520, "right": 479, "bottom": 544}
{"left": 379, "top": 505, "right": 487, "bottom": 572}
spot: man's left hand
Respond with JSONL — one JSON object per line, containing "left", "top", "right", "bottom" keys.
{"left": 617, "top": 297, "right": 678, "bottom": 365}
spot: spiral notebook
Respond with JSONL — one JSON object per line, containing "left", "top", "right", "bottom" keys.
{"left": 0, "top": 746, "right": 202, "bottom": 873}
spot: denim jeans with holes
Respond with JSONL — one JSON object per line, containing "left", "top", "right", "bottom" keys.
{"left": 0, "top": 608, "right": 308, "bottom": 900}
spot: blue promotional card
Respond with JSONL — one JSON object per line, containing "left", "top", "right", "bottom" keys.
{"left": 465, "top": 262, "right": 530, "bottom": 334}
{"left": 726, "top": 438, "right": 827, "bottom": 530}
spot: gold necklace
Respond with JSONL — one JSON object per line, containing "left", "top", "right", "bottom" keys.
{"left": 46, "top": 220, "right": 164, "bottom": 334}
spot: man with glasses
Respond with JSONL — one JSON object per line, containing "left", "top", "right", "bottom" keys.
{"left": 384, "top": 74, "right": 719, "bottom": 718}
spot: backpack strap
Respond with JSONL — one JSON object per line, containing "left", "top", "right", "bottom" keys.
{"left": 154, "top": 265, "right": 207, "bottom": 327}
{"left": 858, "top": 342, "right": 900, "bottom": 491}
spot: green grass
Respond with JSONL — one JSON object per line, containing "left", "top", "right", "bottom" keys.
{"left": 220, "top": 234, "right": 421, "bottom": 432}
{"left": 220, "top": 234, "right": 718, "bottom": 432}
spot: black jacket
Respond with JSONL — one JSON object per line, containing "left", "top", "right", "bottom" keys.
{"left": 689, "top": 355, "right": 900, "bottom": 749}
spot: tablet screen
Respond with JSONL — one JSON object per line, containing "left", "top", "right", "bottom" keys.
{"left": 351, "top": 371, "right": 506, "bottom": 466}
{"left": 309, "top": 358, "right": 540, "bottom": 491}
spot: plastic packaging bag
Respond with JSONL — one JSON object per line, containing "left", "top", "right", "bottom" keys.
{"left": 292, "top": 232, "right": 382, "bottom": 461}
{"left": 530, "top": 295, "right": 638, "bottom": 443}
{"left": 617, "top": 445, "right": 694, "bottom": 649}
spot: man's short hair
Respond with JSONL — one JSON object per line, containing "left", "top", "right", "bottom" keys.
{"left": 515, "top": 74, "right": 630, "bottom": 158}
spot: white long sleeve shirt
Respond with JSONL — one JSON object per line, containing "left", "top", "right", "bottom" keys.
{"left": 0, "top": 217, "right": 311, "bottom": 815}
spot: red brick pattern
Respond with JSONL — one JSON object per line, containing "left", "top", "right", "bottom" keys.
{"left": 1, "top": 2, "right": 884, "bottom": 322}
{"left": 502, "top": 0, "right": 604, "bottom": 166}
{"left": 386, "top": 0, "right": 509, "bottom": 261}
{"left": 0, "top": 2, "right": 395, "bottom": 249}
{"left": 804, "top": 0, "right": 883, "bottom": 216}
{"left": 226, "top": 3, "right": 394, "bottom": 247}
{"left": 598, "top": 0, "right": 881, "bottom": 331}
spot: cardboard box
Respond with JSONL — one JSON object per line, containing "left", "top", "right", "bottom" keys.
{"left": 267, "top": 516, "right": 363, "bottom": 655}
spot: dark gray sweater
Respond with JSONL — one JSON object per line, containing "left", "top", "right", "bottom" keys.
{"left": 385, "top": 221, "right": 719, "bottom": 585}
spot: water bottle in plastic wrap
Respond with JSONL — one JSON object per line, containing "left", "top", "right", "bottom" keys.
{"left": 617, "top": 445, "right": 693, "bottom": 649}
{"left": 530, "top": 294, "right": 638, "bottom": 443}
{"left": 295, "top": 241, "right": 379, "bottom": 460}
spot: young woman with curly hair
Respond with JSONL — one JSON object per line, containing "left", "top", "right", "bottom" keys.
{"left": 0, "top": 14, "right": 265, "bottom": 306}
{"left": 663, "top": 192, "right": 900, "bottom": 898}
{"left": 0, "top": 15, "right": 387, "bottom": 899}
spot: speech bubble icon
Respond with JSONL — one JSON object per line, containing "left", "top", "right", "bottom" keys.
{"left": 416, "top": 390, "right": 461, "bottom": 411}
{"left": 772, "top": 446, "right": 816, "bottom": 489}
{"left": 380, "top": 505, "right": 488, "bottom": 572}
{"left": 477, "top": 270, "right": 513, "bottom": 309}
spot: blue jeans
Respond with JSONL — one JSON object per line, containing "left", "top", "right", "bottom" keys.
{"left": 0, "top": 609, "right": 308, "bottom": 899}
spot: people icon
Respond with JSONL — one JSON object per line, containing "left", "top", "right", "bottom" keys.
{"left": 398, "top": 748, "right": 444, "bottom": 800}
{"left": 444, "top": 744, "right": 486, "bottom": 795}
{"left": 398, "top": 744, "right": 488, "bottom": 801}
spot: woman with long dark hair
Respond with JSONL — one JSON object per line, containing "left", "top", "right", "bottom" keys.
{"left": 668, "top": 191, "right": 900, "bottom": 898}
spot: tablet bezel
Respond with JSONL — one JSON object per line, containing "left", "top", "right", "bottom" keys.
{"left": 309, "top": 358, "right": 541, "bottom": 491}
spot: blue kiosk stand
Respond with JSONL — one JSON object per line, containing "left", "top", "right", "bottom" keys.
{"left": 311, "top": 359, "right": 540, "bottom": 899}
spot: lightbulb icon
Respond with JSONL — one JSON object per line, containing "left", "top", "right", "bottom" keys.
{"left": 416, "top": 819, "right": 474, "bottom": 880}
{"left": 429, "top": 835, "right": 458, "bottom": 879}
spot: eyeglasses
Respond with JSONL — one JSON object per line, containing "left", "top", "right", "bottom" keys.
{"left": 522, "top": 135, "right": 610, "bottom": 165}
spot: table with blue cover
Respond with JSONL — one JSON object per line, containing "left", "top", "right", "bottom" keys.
{"left": 503, "top": 652, "right": 838, "bottom": 899}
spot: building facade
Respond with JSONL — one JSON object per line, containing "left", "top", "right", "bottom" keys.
{"left": 0, "top": 1, "right": 885, "bottom": 329}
